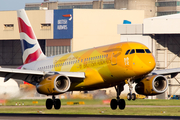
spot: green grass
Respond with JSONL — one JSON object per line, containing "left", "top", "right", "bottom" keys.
{"left": 5, "top": 99, "right": 103, "bottom": 106}
{"left": 126, "top": 99, "right": 180, "bottom": 106}
{"left": 0, "top": 107, "right": 180, "bottom": 116}
{"left": 1, "top": 99, "right": 180, "bottom": 116}
{"left": 5, "top": 99, "right": 180, "bottom": 106}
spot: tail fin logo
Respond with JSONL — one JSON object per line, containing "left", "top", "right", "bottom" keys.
{"left": 17, "top": 9, "right": 46, "bottom": 64}
{"left": 18, "top": 17, "right": 36, "bottom": 39}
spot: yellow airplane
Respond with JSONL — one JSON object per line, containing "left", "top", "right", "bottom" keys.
{"left": 0, "top": 9, "right": 176, "bottom": 110}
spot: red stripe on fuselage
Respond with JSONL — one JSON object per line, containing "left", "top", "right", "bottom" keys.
{"left": 24, "top": 48, "right": 42, "bottom": 64}
{"left": 18, "top": 17, "right": 36, "bottom": 39}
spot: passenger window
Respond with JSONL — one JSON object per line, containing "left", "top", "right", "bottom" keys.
{"left": 136, "top": 49, "right": 145, "bottom": 53}
{"left": 130, "top": 49, "right": 135, "bottom": 54}
{"left": 145, "top": 49, "right": 151, "bottom": 53}
{"left": 125, "top": 50, "right": 130, "bottom": 55}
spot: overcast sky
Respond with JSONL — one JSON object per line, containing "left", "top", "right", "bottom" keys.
{"left": 0, "top": 0, "right": 92, "bottom": 11}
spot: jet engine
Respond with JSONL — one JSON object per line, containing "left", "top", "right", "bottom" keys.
{"left": 135, "top": 75, "right": 168, "bottom": 95}
{"left": 36, "top": 74, "right": 71, "bottom": 95}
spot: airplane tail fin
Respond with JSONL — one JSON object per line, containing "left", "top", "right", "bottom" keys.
{"left": 17, "top": 9, "right": 46, "bottom": 64}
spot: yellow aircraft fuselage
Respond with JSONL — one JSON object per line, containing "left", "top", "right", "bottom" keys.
{"left": 51, "top": 42, "right": 156, "bottom": 91}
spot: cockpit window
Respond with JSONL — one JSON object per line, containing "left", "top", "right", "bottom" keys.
{"left": 145, "top": 49, "right": 151, "bottom": 53}
{"left": 136, "top": 49, "right": 145, "bottom": 53}
{"left": 125, "top": 49, "right": 130, "bottom": 55}
{"left": 130, "top": 49, "right": 135, "bottom": 54}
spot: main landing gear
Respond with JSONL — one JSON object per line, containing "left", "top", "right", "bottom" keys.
{"left": 127, "top": 80, "right": 136, "bottom": 101}
{"left": 46, "top": 95, "right": 61, "bottom": 110}
{"left": 110, "top": 83, "right": 126, "bottom": 110}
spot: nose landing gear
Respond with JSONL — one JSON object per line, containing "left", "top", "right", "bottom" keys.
{"left": 46, "top": 95, "right": 61, "bottom": 110}
{"left": 110, "top": 83, "right": 126, "bottom": 110}
{"left": 127, "top": 80, "right": 136, "bottom": 101}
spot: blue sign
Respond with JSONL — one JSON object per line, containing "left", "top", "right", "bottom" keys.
{"left": 54, "top": 9, "right": 73, "bottom": 39}
{"left": 123, "top": 20, "right": 131, "bottom": 24}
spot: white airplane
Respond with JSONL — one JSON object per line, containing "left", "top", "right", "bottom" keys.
{"left": 0, "top": 9, "right": 179, "bottom": 110}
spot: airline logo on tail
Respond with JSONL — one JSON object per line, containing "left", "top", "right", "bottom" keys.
{"left": 17, "top": 9, "right": 46, "bottom": 64}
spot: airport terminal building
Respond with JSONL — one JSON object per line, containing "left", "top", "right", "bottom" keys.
{"left": 0, "top": 9, "right": 144, "bottom": 67}
{"left": 1, "top": 1, "right": 180, "bottom": 98}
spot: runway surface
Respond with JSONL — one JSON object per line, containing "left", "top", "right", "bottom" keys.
{"left": 0, "top": 113, "right": 180, "bottom": 120}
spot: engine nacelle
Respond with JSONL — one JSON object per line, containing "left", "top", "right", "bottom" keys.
{"left": 135, "top": 75, "right": 168, "bottom": 96}
{"left": 36, "top": 74, "right": 71, "bottom": 95}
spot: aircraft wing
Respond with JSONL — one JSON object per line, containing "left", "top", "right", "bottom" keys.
{"left": 0, "top": 68, "right": 85, "bottom": 85}
{"left": 149, "top": 68, "right": 180, "bottom": 78}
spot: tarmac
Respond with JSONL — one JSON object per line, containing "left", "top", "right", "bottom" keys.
{"left": 0, "top": 113, "right": 180, "bottom": 120}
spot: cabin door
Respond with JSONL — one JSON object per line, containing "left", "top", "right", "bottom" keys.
{"left": 111, "top": 52, "right": 117, "bottom": 65}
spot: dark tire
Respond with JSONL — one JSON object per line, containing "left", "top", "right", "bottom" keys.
{"left": 54, "top": 99, "right": 61, "bottom": 110}
{"left": 127, "top": 93, "right": 132, "bottom": 101}
{"left": 110, "top": 99, "right": 117, "bottom": 110}
{"left": 46, "top": 99, "right": 53, "bottom": 109}
{"left": 118, "top": 99, "right": 126, "bottom": 110}
{"left": 132, "top": 93, "right": 136, "bottom": 101}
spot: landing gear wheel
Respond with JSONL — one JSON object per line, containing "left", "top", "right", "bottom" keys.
{"left": 110, "top": 99, "right": 117, "bottom": 110}
{"left": 118, "top": 99, "right": 126, "bottom": 110}
{"left": 46, "top": 99, "right": 53, "bottom": 109}
{"left": 54, "top": 99, "right": 61, "bottom": 110}
{"left": 110, "top": 83, "right": 126, "bottom": 110}
{"left": 127, "top": 93, "right": 132, "bottom": 100}
{"left": 132, "top": 93, "right": 136, "bottom": 101}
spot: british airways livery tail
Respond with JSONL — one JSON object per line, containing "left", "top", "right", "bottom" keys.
{"left": 17, "top": 9, "right": 46, "bottom": 64}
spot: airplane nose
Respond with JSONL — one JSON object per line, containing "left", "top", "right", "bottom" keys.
{"left": 142, "top": 55, "right": 156, "bottom": 72}
{"left": 148, "top": 56, "right": 156, "bottom": 70}
{"left": 133, "top": 54, "right": 156, "bottom": 75}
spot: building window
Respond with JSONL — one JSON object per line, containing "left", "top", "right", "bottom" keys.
{"left": 58, "top": 5, "right": 93, "bottom": 9}
{"left": 4, "top": 24, "right": 14, "bottom": 30}
{"left": 25, "top": 7, "right": 40, "bottom": 10}
{"left": 58, "top": 6, "right": 72, "bottom": 9}
{"left": 46, "top": 46, "right": 71, "bottom": 56}
{"left": 41, "top": 23, "right": 51, "bottom": 30}
{"left": 103, "top": 4, "right": 114, "bottom": 9}
{"left": 155, "top": 1, "right": 177, "bottom": 7}
{"left": 157, "top": 11, "right": 179, "bottom": 16}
